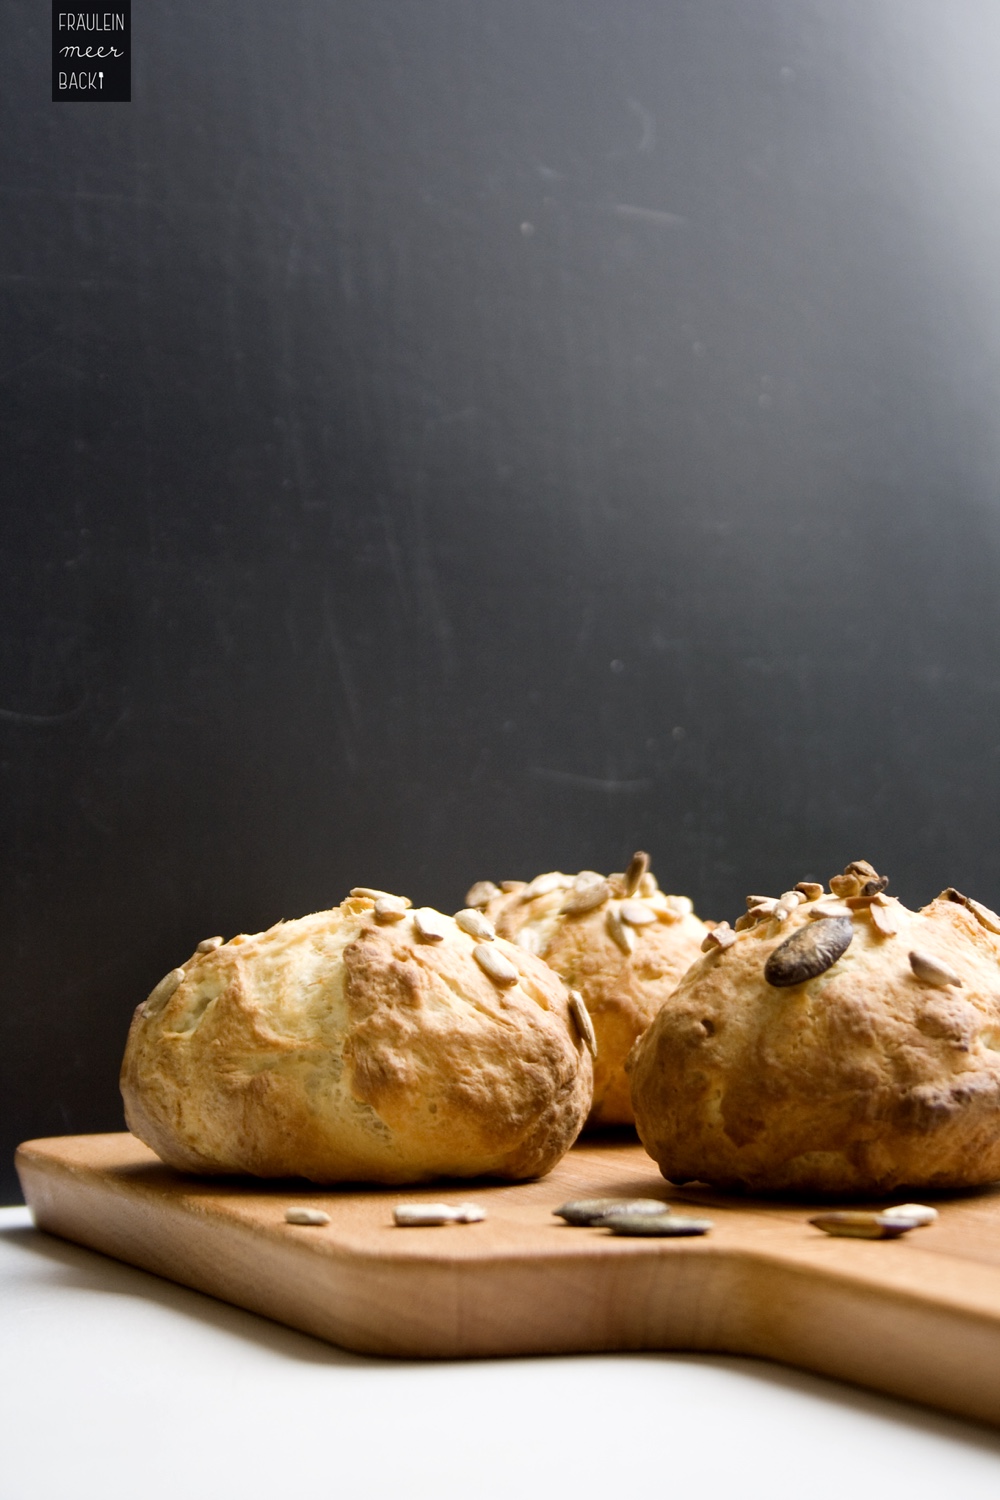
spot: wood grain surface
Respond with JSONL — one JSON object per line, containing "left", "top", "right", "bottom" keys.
{"left": 16, "top": 1132, "right": 1000, "bottom": 1426}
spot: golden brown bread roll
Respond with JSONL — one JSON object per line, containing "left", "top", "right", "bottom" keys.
{"left": 471, "top": 854, "right": 709, "bottom": 1127}
{"left": 628, "top": 861, "right": 1000, "bottom": 1194}
{"left": 121, "top": 892, "right": 593, "bottom": 1184}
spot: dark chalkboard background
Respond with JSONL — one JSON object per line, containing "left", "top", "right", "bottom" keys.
{"left": 4, "top": 1, "right": 1000, "bottom": 1203}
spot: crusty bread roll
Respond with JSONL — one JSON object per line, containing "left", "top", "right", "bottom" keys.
{"left": 628, "top": 861, "right": 1000, "bottom": 1194}
{"left": 470, "top": 854, "right": 709, "bottom": 1127}
{"left": 121, "top": 892, "right": 593, "bottom": 1184}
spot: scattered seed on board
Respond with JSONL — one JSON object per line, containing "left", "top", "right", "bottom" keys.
{"left": 393, "top": 1202, "right": 486, "bottom": 1227}
{"left": 465, "top": 880, "right": 501, "bottom": 908}
{"left": 374, "top": 896, "right": 410, "bottom": 923}
{"left": 473, "top": 942, "right": 519, "bottom": 986}
{"left": 285, "top": 1207, "right": 330, "bottom": 1226}
{"left": 413, "top": 907, "right": 449, "bottom": 943}
{"left": 606, "top": 1213, "right": 713, "bottom": 1238}
{"left": 909, "top": 949, "right": 962, "bottom": 988}
{"left": 196, "top": 936, "right": 223, "bottom": 953}
{"left": 454, "top": 908, "right": 496, "bottom": 941}
{"left": 885, "top": 1203, "right": 938, "bottom": 1227}
{"left": 810, "top": 1211, "right": 915, "bottom": 1240}
{"left": 568, "top": 990, "right": 598, "bottom": 1057}
{"left": 623, "top": 851, "right": 650, "bottom": 897}
{"left": 606, "top": 905, "right": 636, "bottom": 955}
{"left": 764, "top": 916, "right": 853, "bottom": 987}
{"left": 620, "top": 899, "right": 657, "bottom": 927}
{"left": 561, "top": 880, "right": 612, "bottom": 915}
{"left": 554, "top": 1198, "right": 671, "bottom": 1226}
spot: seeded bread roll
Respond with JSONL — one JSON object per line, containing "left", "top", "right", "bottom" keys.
{"left": 121, "top": 893, "right": 593, "bottom": 1184}
{"left": 628, "top": 862, "right": 1000, "bottom": 1195}
{"left": 471, "top": 854, "right": 709, "bottom": 1127}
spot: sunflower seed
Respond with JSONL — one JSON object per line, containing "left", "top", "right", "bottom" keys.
{"left": 413, "top": 908, "right": 449, "bottom": 943}
{"left": 638, "top": 871, "right": 659, "bottom": 897}
{"left": 568, "top": 989, "right": 598, "bottom": 1057}
{"left": 374, "top": 896, "right": 409, "bottom": 924}
{"left": 454, "top": 908, "right": 495, "bottom": 941}
{"left": 500, "top": 880, "right": 527, "bottom": 894}
{"left": 795, "top": 882, "right": 824, "bottom": 901}
{"left": 393, "top": 1202, "right": 486, "bottom": 1227}
{"left": 522, "top": 871, "right": 571, "bottom": 900}
{"left": 574, "top": 870, "right": 606, "bottom": 891}
{"left": 606, "top": 1213, "right": 713, "bottom": 1237}
{"left": 746, "top": 895, "right": 773, "bottom": 909}
{"left": 606, "top": 905, "right": 636, "bottom": 955}
{"left": 810, "top": 1212, "right": 915, "bottom": 1240}
{"left": 620, "top": 899, "right": 657, "bottom": 927}
{"left": 144, "top": 967, "right": 185, "bottom": 1013}
{"left": 624, "top": 851, "right": 650, "bottom": 897}
{"left": 561, "top": 880, "right": 612, "bottom": 915}
{"left": 909, "top": 949, "right": 962, "bottom": 988}
{"left": 764, "top": 916, "right": 853, "bottom": 986}
{"left": 884, "top": 1203, "right": 938, "bottom": 1227}
{"left": 473, "top": 943, "right": 519, "bottom": 986}
{"left": 869, "top": 900, "right": 900, "bottom": 938}
{"left": 736, "top": 901, "right": 775, "bottom": 930}
{"left": 702, "top": 922, "right": 737, "bottom": 952}
{"left": 285, "top": 1207, "right": 330, "bottom": 1226}
{"left": 808, "top": 900, "right": 853, "bottom": 920}
{"left": 516, "top": 927, "right": 543, "bottom": 956}
{"left": 969, "top": 898, "right": 1000, "bottom": 935}
{"left": 554, "top": 1198, "right": 670, "bottom": 1226}
{"left": 780, "top": 891, "right": 804, "bottom": 909}
{"left": 773, "top": 893, "right": 802, "bottom": 922}
{"left": 351, "top": 887, "right": 396, "bottom": 901}
{"left": 465, "top": 880, "right": 501, "bottom": 908}
{"left": 196, "top": 936, "right": 223, "bottom": 953}
{"left": 663, "top": 894, "right": 694, "bottom": 916}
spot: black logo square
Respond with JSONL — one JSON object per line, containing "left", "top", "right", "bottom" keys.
{"left": 52, "top": 4, "right": 131, "bottom": 102}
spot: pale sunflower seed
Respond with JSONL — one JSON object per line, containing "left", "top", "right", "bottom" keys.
{"left": 702, "top": 923, "right": 737, "bottom": 952}
{"left": 606, "top": 1213, "right": 713, "bottom": 1237}
{"left": 374, "top": 896, "right": 409, "bottom": 924}
{"left": 909, "top": 949, "right": 962, "bottom": 988}
{"left": 884, "top": 1203, "right": 938, "bottom": 1227}
{"left": 869, "top": 900, "right": 900, "bottom": 938}
{"left": 780, "top": 891, "right": 804, "bottom": 909}
{"left": 663, "top": 894, "right": 694, "bottom": 916}
{"left": 284, "top": 1207, "right": 330, "bottom": 1226}
{"left": 465, "top": 880, "right": 501, "bottom": 908}
{"left": 473, "top": 943, "right": 519, "bottom": 986}
{"left": 515, "top": 927, "right": 544, "bottom": 957}
{"left": 454, "top": 908, "right": 496, "bottom": 941}
{"left": 746, "top": 894, "right": 773, "bottom": 909}
{"left": 522, "top": 871, "right": 571, "bottom": 900}
{"left": 574, "top": 870, "right": 606, "bottom": 891}
{"left": 500, "top": 879, "right": 527, "bottom": 894}
{"left": 624, "top": 851, "right": 650, "bottom": 897}
{"left": 351, "top": 887, "right": 396, "bottom": 901}
{"left": 568, "top": 989, "right": 598, "bottom": 1057}
{"left": 969, "top": 897, "right": 1000, "bottom": 935}
{"left": 606, "top": 905, "right": 636, "bottom": 955}
{"left": 413, "top": 908, "right": 449, "bottom": 943}
{"left": 393, "top": 1202, "right": 486, "bottom": 1227}
{"left": 808, "top": 900, "right": 853, "bottom": 920}
{"left": 561, "top": 880, "right": 612, "bottom": 915}
{"left": 764, "top": 916, "right": 853, "bottom": 986}
{"left": 196, "top": 936, "right": 223, "bottom": 953}
{"left": 638, "top": 871, "right": 659, "bottom": 897}
{"left": 620, "top": 899, "right": 657, "bottom": 927}
{"left": 144, "top": 967, "right": 185, "bottom": 1013}
{"left": 810, "top": 1211, "right": 914, "bottom": 1240}
{"left": 554, "top": 1198, "right": 670, "bottom": 1226}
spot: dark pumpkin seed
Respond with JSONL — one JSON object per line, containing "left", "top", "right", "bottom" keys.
{"left": 764, "top": 916, "right": 853, "bottom": 987}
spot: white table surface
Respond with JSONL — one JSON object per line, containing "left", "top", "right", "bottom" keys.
{"left": 5, "top": 1202, "right": 1000, "bottom": 1500}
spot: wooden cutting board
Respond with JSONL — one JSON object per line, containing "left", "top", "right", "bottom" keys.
{"left": 16, "top": 1131, "right": 1000, "bottom": 1427}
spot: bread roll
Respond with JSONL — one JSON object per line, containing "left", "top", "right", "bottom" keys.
{"left": 121, "top": 893, "right": 593, "bottom": 1184}
{"left": 472, "top": 854, "right": 709, "bottom": 1126}
{"left": 628, "top": 862, "right": 1000, "bottom": 1194}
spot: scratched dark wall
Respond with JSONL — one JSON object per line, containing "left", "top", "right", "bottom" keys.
{"left": 4, "top": 1, "right": 1000, "bottom": 1200}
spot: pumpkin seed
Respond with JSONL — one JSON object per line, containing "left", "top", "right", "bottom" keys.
{"left": 810, "top": 1211, "right": 915, "bottom": 1240}
{"left": 605, "top": 1213, "right": 713, "bottom": 1237}
{"left": 554, "top": 1198, "right": 670, "bottom": 1227}
{"left": 764, "top": 916, "right": 853, "bottom": 986}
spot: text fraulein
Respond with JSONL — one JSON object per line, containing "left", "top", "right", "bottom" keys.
{"left": 57, "top": 13, "right": 125, "bottom": 30}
